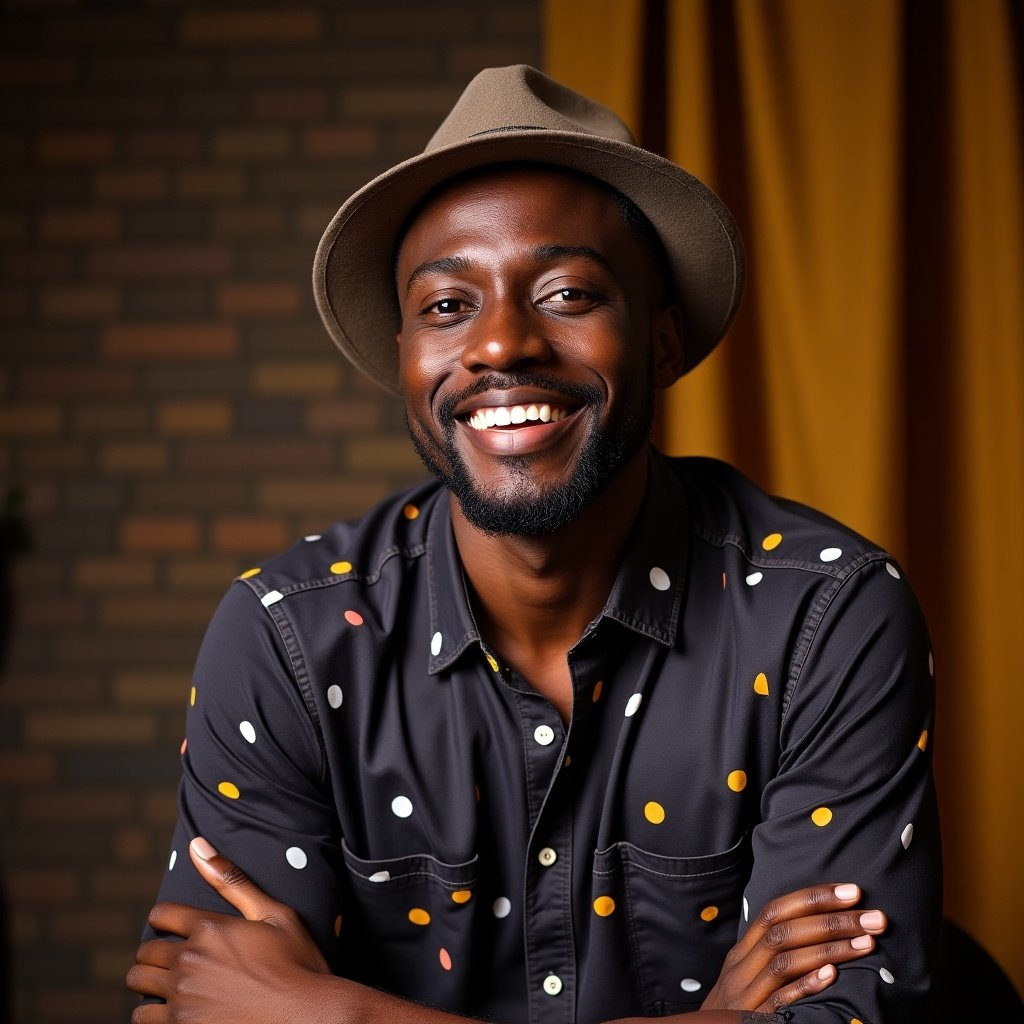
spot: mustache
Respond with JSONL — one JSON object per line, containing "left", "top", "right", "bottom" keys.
{"left": 438, "top": 372, "right": 601, "bottom": 424}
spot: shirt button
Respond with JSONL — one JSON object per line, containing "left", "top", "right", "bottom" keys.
{"left": 534, "top": 724, "right": 555, "bottom": 746}
{"left": 543, "top": 974, "right": 563, "bottom": 996}
{"left": 538, "top": 847, "right": 558, "bottom": 867}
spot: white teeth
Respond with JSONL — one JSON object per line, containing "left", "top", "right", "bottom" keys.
{"left": 467, "top": 403, "right": 570, "bottom": 430}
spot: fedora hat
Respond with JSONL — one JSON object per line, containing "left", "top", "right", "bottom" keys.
{"left": 313, "top": 64, "right": 745, "bottom": 394}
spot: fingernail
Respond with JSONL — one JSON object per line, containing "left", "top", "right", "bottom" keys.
{"left": 817, "top": 964, "right": 835, "bottom": 981}
{"left": 860, "top": 910, "right": 885, "bottom": 931}
{"left": 851, "top": 935, "right": 874, "bottom": 950}
{"left": 190, "top": 836, "right": 218, "bottom": 861}
{"left": 834, "top": 883, "right": 859, "bottom": 901}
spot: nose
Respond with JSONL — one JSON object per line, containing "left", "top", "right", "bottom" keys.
{"left": 459, "top": 298, "right": 552, "bottom": 372}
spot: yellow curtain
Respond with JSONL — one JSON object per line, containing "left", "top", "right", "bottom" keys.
{"left": 546, "top": 0, "right": 1024, "bottom": 993}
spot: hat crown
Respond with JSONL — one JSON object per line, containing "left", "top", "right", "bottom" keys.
{"left": 426, "top": 65, "right": 636, "bottom": 153}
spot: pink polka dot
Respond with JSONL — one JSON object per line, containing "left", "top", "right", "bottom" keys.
{"left": 439, "top": 947, "right": 452, "bottom": 971}
{"left": 344, "top": 610, "right": 364, "bottom": 626}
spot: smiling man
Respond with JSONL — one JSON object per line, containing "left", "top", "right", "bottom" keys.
{"left": 128, "top": 66, "right": 940, "bottom": 1024}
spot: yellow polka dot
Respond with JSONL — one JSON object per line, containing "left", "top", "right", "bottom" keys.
{"left": 700, "top": 905, "right": 719, "bottom": 922}
{"left": 403, "top": 504, "right": 419, "bottom": 520}
{"left": 917, "top": 729, "right": 928, "bottom": 751}
{"left": 485, "top": 653, "right": 499, "bottom": 672}
{"left": 408, "top": 908, "right": 431, "bottom": 925}
{"left": 762, "top": 532, "right": 783, "bottom": 551}
{"left": 330, "top": 560, "right": 352, "bottom": 574}
{"left": 189, "top": 686, "right": 196, "bottom": 706}
{"left": 592, "top": 680, "right": 604, "bottom": 702}
{"left": 563, "top": 755, "right": 572, "bottom": 767}
{"left": 451, "top": 890, "right": 472, "bottom": 904}
{"left": 753, "top": 672, "right": 769, "bottom": 696}
{"left": 851, "top": 1018, "right": 864, "bottom": 1024}
{"left": 217, "top": 781, "right": 240, "bottom": 800}
{"left": 239, "top": 567, "right": 261, "bottom": 579}
{"left": 727, "top": 770, "right": 747, "bottom": 792}
{"left": 593, "top": 895, "right": 616, "bottom": 916}
{"left": 334, "top": 914, "right": 342, "bottom": 937}
{"left": 644, "top": 801, "right": 666, "bottom": 824}
{"left": 811, "top": 806, "right": 833, "bottom": 827}
{"left": 474, "top": 784, "right": 481, "bottom": 802}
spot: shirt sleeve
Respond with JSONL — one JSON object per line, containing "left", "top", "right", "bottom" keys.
{"left": 742, "top": 558, "right": 942, "bottom": 1022}
{"left": 142, "top": 581, "right": 345, "bottom": 968}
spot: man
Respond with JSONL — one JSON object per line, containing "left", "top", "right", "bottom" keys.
{"left": 127, "top": 66, "right": 940, "bottom": 1023}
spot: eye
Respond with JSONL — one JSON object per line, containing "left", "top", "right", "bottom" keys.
{"left": 546, "top": 287, "right": 589, "bottom": 303}
{"left": 423, "top": 297, "right": 469, "bottom": 316}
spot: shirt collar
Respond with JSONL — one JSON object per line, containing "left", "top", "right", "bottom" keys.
{"left": 425, "top": 448, "right": 689, "bottom": 674}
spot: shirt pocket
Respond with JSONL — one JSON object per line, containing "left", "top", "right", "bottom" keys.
{"left": 591, "top": 832, "right": 752, "bottom": 1016}
{"left": 340, "top": 840, "right": 480, "bottom": 999}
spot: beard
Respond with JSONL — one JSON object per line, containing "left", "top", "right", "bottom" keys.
{"left": 405, "top": 371, "right": 653, "bottom": 537}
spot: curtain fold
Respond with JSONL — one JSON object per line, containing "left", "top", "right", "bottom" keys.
{"left": 546, "top": 0, "right": 1024, "bottom": 993}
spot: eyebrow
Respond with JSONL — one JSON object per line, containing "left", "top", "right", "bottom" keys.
{"left": 403, "top": 245, "right": 614, "bottom": 295}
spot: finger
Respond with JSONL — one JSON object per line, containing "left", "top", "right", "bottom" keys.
{"left": 125, "top": 963, "right": 169, "bottom": 999}
{"left": 134, "top": 938, "right": 180, "bottom": 970}
{"left": 130, "top": 1003, "right": 169, "bottom": 1024}
{"left": 735, "top": 883, "right": 863, "bottom": 958}
{"left": 757, "top": 908, "right": 887, "bottom": 955}
{"left": 755, "top": 963, "right": 838, "bottom": 1014}
{"left": 147, "top": 900, "right": 234, "bottom": 937}
{"left": 188, "top": 836, "right": 285, "bottom": 923}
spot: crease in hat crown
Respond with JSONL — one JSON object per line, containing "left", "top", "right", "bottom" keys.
{"left": 313, "top": 64, "right": 745, "bottom": 395}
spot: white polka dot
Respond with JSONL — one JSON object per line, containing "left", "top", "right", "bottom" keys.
{"left": 430, "top": 631, "right": 443, "bottom": 656}
{"left": 369, "top": 870, "right": 390, "bottom": 882}
{"left": 928, "top": 651, "right": 934, "bottom": 676}
{"left": 680, "top": 978, "right": 702, "bottom": 993}
{"left": 239, "top": 721, "right": 256, "bottom": 744}
{"left": 391, "top": 795, "right": 413, "bottom": 818}
{"left": 285, "top": 846, "right": 307, "bottom": 869}
{"left": 624, "top": 693, "right": 643, "bottom": 717}
{"left": 534, "top": 725, "right": 555, "bottom": 746}
{"left": 886, "top": 563, "right": 900, "bottom": 579}
{"left": 260, "top": 590, "right": 284, "bottom": 607}
{"left": 649, "top": 566, "right": 671, "bottom": 591}
{"left": 880, "top": 968, "right": 895, "bottom": 984}
{"left": 168, "top": 849, "right": 177, "bottom": 870}
{"left": 304, "top": 534, "right": 322, "bottom": 542}
{"left": 745, "top": 572, "right": 763, "bottom": 586}
{"left": 901, "top": 823, "right": 914, "bottom": 849}
{"left": 492, "top": 896, "right": 512, "bottom": 919}
{"left": 743, "top": 896, "right": 749, "bottom": 921}
{"left": 820, "top": 547, "right": 843, "bottom": 562}
{"left": 327, "top": 685, "right": 343, "bottom": 709}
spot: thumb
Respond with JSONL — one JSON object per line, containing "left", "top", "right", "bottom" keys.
{"left": 189, "top": 836, "right": 281, "bottom": 922}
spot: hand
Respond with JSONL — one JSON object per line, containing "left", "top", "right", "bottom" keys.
{"left": 700, "top": 882, "right": 887, "bottom": 1014}
{"left": 126, "top": 837, "right": 334, "bottom": 1024}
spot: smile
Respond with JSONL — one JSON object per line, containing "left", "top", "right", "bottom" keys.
{"left": 467, "top": 403, "right": 571, "bottom": 430}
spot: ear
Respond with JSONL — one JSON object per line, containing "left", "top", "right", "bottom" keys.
{"left": 651, "top": 304, "right": 685, "bottom": 389}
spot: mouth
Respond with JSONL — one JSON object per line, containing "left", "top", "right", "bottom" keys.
{"left": 466, "top": 402, "right": 573, "bottom": 431}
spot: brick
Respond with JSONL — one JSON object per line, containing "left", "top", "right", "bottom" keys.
{"left": 10, "top": 910, "right": 40, "bottom": 944}
{"left": 100, "top": 597, "right": 215, "bottom": 628}
{"left": 136, "top": 478, "right": 247, "bottom": 509}
{"left": 217, "top": 282, "right": 302, "bottom": 316}
{"left": 0, "top": 403, "right": 61, "bottom": 436}
{"left": 488, "top": 4, "right": 544, "bottom": 35}
{"left": 214, "top": 128, "right": 291, "bottom": 161}
{"left": 121, "top": 516, "right": 200, "bottom": 553}
{"left": 0, "top": 212, "right": 29, "bottom": 241}
{"left": 53, "top": 628, "right": 202, "bottom": 667}
{"left": 182, "top": 8, "right": 321, "bottom": 44}
{"left": 0, "top": 752, "right": 57, "bottom": 785}
{"left": 145, "top": 364, "right": 249, "bottom": 394}
{"left": 124, "top": 206, "right": 206, "bottom": 240}
{"left": 236, "top": 399, "right": 303, "bottom": 433}
{"left": 257, "top": 477, "right": 392, "bottom": 513}
{"left": 211, "top": 516, "right": 290, "bottom": 554}
{"left": 0, "top": 56, "right": 76, "bottom": 87}
{"left": 34, "top": 990, "right": 127, "bottom": 1022}
{"left": 113, "top": 670, "right": 191, "bottom": 707}
{"left": 89, "top": 244, "right": 232, "bottom": 278}
{"left": 20, "top": 596, "right": 90, "bottom": 628}
{"left": 10, "top": 556, "right": 66, "bottom": 594}
{"left": 3, "top": 171, "right": 82, "bottom": 202}
{"left": 347, "top": 437, "right": 423, "bottom": 474}
{"left": 225, "top": 48, "right": 435, "bottom": 82}
{"left": 306, "top": 400, "right": 383, "bottom": 433}
{"left": 19, "top": 365, "right": 138, "bottom": 397}
{"left": 2, "top": 248, "right": 76, "bottom": 280}
{"left": 26, "top": 712, "right": 157, "bottom": 746}
{"left": 40, "top": 92, "right": 167, "bottom": 124}
{"left": 178, "top": 438, "right": 334, "bottom": 472}
{"left": 253, "top": 167, "right": 358, "bottom": 198}
{"left": 0, "top": 286, "right": 31, "bottom": 321}
{"left": 72, "top": 403, "right": 148, "bottom": 434}
{"left": 40, "top": 285, "right": 120, "bottom": 321}
{"left": 211, "top": 204, "right": 286, "bottom": 238}
{"left": 250, "top": 89, "right": 328, "bottom": 120}
{"left": 112, "top": 825, "right": 152, "bottom": 863}
{"left": 93, "top": 53, "right": 215, "bottom": 85}
{"left": 338, "top": 6, "right": 476, "bottom": 38}
{"left": 303, "top": 125, "right": 378, "bottom": 159}
{"left": 65, "top": 479, "right": 124, "bottom": 510}
{"left": 102, "top": 323, "right": 238, "bottom": 359}
{"left": 175, "top": 166, "right": 245, "bottom": 199}
{"left": 297, "top": 201, "right": 340, "bottom": 238}
{"left": 92, "top": 944, "right": 141, "bottom": 982}
{"left": 20, "top": 790, "right": 133, "bottom": 822}
{"left": 42, "top": 12, "right": 170, "bottom": 47}
{"left": 124, "top": 283, "right": 210, "bottom": 318}
{"left": 94, "top": 168, "right": 168, "bottom": 201}
{"left": 253, "top": 360, "right": 342, "bottom": 395}
{"left": 37, "top": 130, "right": 115, "bottom": 163}
{"left": 143, "top": 789, "right": 180, "bottom": 823}
{"left": 0, "top": 672, "right": 104, "bottom": 708}
{"left": 17, "top": 441, "right": 91, "bottom": 473}
{"left": 167, "top": 557, "right": 241, "bottom": 589}
{"left": 0, "top": 132, "right": 29, "bottom": 163}
{"left": 176, "top": 90, "right": 241, "bottom": 121}
{"left": 157, "top": 398, "right": 232, "bottom": 435}
{"left": 99, "top": 442, "right": 169, "bottom": 473}
{"left": 449, "top": 43, "right": 538, "bottom": 76}
{"left": 75, "top": 558, "right": 157, "bottom": 589}
{"left": 240, "top": 243, "right": 315, "bottom": 276}
{"left": 39, "top": 208, "right": 119, "bottom": 241}
{"left": 126, "top": 130, "right": 202, "bottom": 162}
{"left": 50, "top": 907, "right": 135, "bottom": 943}
{"left": 5, "top": 868, "right": 79, "bottom": 904}
{"left": 91, "top": 867, "right": 165, "bottom": 901}
{"left": 341, "top": 84, "right": 461, "bottom": 118}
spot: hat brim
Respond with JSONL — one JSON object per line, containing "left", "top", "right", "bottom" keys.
{"left": 313, "top": 129, "right": 745, "bottom": 395}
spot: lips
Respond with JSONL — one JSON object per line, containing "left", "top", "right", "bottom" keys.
{"left": 467, "top": 402, "right": 571, "bottom": 430}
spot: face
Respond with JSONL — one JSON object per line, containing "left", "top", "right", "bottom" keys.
{"left": 395, "top": 165, "right": 682, "bottom": 537}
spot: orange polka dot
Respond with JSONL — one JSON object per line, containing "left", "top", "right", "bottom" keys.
{"left": 563, "top": 755, "right": 572, "bottom": 767}
{"left": 593, "top": 896, "right": 616, "bottom": 917}
{"left": 753, "top": 673, "right": 769, "bottom": 696}
{"left": 722, "top": 571, "right": 727, "bottom": 589}
{"left": 189, "top": 686, "right": 196, "bottom": 706}
{"left": 762, "top": 532, "right": 783, "bottom": 551}
{"left": 451, "top": 890, "right": 472, "bottom": 904}
{"left": 592, "top": 680, "right": 604, "bottom": 702}
{"left": 217, "top": 781, "right": 240, "bottom": 800}
{"left": 917, "top": 729, "right": 928, "bottom": 751}
{"left": 408, "top": 908, "right": 430, "bottom": 925}
{"left": 474, "top": 784, "right": 481, "bottom": 802}
{"left": 402, "top": 504, "right": 420, "bottom": 520}
{"left": 344, "top": 609, "right": 364, "bottom": 626}
{"left": 851, "top": 1019, "right": 864, "bottom": 1024}
{"left": 700, "top": 905, "right": 719, "bottom": 922}
{"left": 727, "top": 770, "right": 747, "bottom": 792}
{"left": 439, "top": 947, "right": 452, "bottom": 971}
{"left": 330, "top": 560, "right": 352, "bottom": 574}
{"left": 811, "top": 806, "right": 833, "bottom": 827}
{"left": 334, "top": 914, "right": 342, "bottom": 937}
{"left": 644, "top": 801, "right": 666, "bottom": 824}
{"left": 239, "top": 567, "right": 261, "bottom": 579}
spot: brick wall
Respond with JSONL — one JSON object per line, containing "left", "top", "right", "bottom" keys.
{"left": 0, "top": 4, "right": 541, "bottom": 1021}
